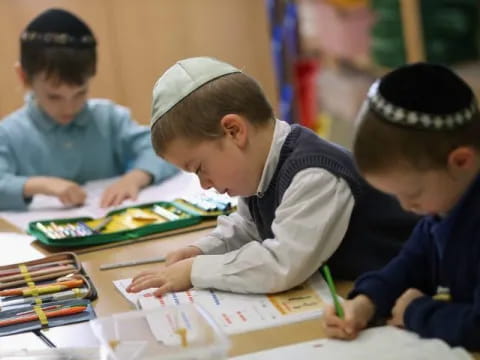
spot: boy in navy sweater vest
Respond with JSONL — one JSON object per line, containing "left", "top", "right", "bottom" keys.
{"left": 127, "top": 57, "right": 417, "bottom": 296}
{"left": 324, "top": 63, "right": 480, "bottom": 350}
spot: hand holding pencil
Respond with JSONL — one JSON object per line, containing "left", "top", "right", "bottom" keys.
{"left": 323, "top": 294, "right": 376, "bottom": 340}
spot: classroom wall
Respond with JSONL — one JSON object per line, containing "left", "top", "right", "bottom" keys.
{"left": 0, "top": 0, "right": 277, "bottom": 124}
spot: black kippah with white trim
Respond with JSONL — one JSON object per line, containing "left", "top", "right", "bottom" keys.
{"left": 21, "top": 8, "right": 96, "bottom": 48}
{"left": 367, "top": 63, "right": 478, "bottom": 131}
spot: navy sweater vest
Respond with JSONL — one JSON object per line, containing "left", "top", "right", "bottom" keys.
{"left": 247, "top": 125, "right": 419, "bottom": 280}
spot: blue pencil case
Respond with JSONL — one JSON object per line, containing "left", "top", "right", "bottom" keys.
{"left": 0, "top": 299, "right": 95, "bottom": 336}
{"left": 0, "top": 252, "right": 97, "bottom": 336}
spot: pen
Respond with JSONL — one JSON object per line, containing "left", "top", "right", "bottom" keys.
{"left": 0, "top": 306, "right": 87, "bottom": 328}
{"left": 99, "top": 255, "right": 166, "bottom": 270}
{"left": 321, "top": 265, "right": 344, "bottom": 319}
{"left": 91, "top": 217, "right": 113, "bottom": 232}
{"left": 0, "top": 288, "right": 89, "bottom": 308}
{"left": 0, "top": 279, "right": 84, "bottom": 297}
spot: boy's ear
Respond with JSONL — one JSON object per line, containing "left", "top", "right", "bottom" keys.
{"left": 447, "top": 146, "right": 476, "bottom": 172}
{"left": 220, "top": 114, "right": 248, "bottom": 147}
{"left": 14, "top": 62, "right": 29, "bottom": 87}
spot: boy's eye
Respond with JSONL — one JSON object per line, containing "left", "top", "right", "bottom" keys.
{"left": 47, "top": 95, "right": 61, "bottom": 101}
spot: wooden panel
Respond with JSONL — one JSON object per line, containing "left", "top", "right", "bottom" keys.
{"left": 103, "top": 0, "right": 277, "bottom": 124}
{"left": 0, "top": 0, "right": 276, "bottom": 124}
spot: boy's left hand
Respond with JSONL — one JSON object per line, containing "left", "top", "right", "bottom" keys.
{"left": 387, "top": 288, "right": 424, "bottom": 327}
{"left": 126, "top": 258, "right": 194, "bottom": 296}
{"left": 101, "top": 170, "right": 152, "bottom": 207}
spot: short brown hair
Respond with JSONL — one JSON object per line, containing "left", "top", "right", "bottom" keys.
{"left": 353, "top": 108, "right": 480, "bottom": 173}
{"left": 21, "top": 44, "right": 96, "bottom": 85}
{"left": 151, "top": 72, "right": 274, "bottom": 155}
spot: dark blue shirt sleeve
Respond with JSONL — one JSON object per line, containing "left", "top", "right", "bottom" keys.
{"left": 404, "top": 265, "right": 480, "bottom": 350}
{"left": 351, "top": 217, "right": 480, "bottom": 350}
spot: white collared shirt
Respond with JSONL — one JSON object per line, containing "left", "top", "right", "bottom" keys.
{"left": 191, "top": 120, "right": 354, "bottom": 293}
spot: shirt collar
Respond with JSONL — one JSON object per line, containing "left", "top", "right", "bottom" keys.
{"left": 256, "top": 119, "right": 291, "bottom": 196}
{"left": 26, "top": 92, "right": 89, "bottom": 131}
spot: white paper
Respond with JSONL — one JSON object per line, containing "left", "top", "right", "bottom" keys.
{"left": 0, "top": 232, "right": 36, "bottom": 242}
{"left": 113, "top": 272, "right": 333, "bottom": 335}
{"left": 230, "top": 326, "right": 472, "bottom": 360}
{"left": 0, "top": 172, "right": 202, "bottom": 231}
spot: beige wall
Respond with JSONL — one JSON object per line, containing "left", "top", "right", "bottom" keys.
{"left": 0, "top": 0, "right": 277, "bottom": 124}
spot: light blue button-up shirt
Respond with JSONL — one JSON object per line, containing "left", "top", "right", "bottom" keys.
{"left": 0, "top": 95, "right": 178, "bottom": 210}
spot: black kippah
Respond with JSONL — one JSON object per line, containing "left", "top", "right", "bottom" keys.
{"left": 367, "top": 63, "right": 478, "bottom": 131}
{"left": 21, "top": 8, "right": 96, "bottom": 48}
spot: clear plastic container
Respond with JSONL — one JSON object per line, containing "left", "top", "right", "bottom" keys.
{"left": 90, "top": 303, "right": 230, "bottom": 360}
{"left": 1, "top": 347, "right": 113, "bottom": 360}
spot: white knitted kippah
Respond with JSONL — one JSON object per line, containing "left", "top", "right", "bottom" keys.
{"left": 151, "top": 57, "right": 241, "bottom": 127}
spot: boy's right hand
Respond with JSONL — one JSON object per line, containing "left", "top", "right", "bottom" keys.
{"left": 323, "top": 295, "right": 375, "bottom": 340}
{"left": 24, "top": 177, "right": 86, "bottom": 206}
{"left": 165, "top": 246, "right": 203, "bottom": 266}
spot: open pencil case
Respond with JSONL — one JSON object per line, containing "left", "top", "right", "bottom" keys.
{"left": 28, "top": 195, "right": 236, "bottom": 247}
{"left": 0, "top": 252, "right": 97, "bottom": 336}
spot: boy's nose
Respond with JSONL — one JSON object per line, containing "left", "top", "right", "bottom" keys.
{"left": 59, "top": 101, "right": 76, "bottom": 115}
{"left": 399, "top": 198, "right": 419, "bottom": 213}
{"left": 198, "top": 176, "right": 213, "bottom": 190}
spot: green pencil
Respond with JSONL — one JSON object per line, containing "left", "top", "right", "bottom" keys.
{"left": 322, "top": 264, "right": 344, "bottom": 319}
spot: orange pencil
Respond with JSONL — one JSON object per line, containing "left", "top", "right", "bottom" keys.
{"left": 0, "top": 279, "right": 84, "bottom": 297}
{"left": 0, "top": 306, "right": 87, "bottom": 327}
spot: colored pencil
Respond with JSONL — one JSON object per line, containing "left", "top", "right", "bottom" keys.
{"left": 0, "top": 264, "right": 76, "bottom": 283}
{"left": 322, "top": 265, "right": 344, "bottom": 319}
{"left": 100, "top": 256, "right": 166, "bottom": 270}
{"left": 0, "top": 306, "right": 87, "bottom": 327}
{"left": 91, "top": 217, "right": 113, "bottom": 232}
{"left": 0, "top": 260, "right": 74, "bottom": 277}
{"left": 0, "top": 269, "right": 78, "bottom": 289}
{"left": 0, "top": 288, "right": 89, "bottom": 308}
{"left": 0, "top": 279, "right": 84, "bottom": 297}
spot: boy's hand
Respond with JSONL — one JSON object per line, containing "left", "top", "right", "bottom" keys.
{"left": 100, "top": 169, "right": 152, "bottom": 207}
{"left": 165, "top": 246, "right": 203, "bottom": 266}
{"left": 24, "top": 177, "right": 86, "bottom": 206}
{"left": 387, "top": 288, "right": 424, "bottom": 328}
{"left": 126, "top": 258, "right": 194, "bottom": 296}
{"left": 324, "top": 295, "right": 375, "bottom": 340}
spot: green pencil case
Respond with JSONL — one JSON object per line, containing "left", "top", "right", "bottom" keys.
{"left": 28, "top": 197, "right": 235, "bottom": 247}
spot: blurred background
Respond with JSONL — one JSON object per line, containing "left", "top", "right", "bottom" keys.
{"left": 1, "top": 0, "right": 479, "bottom": 149}
{"left": 0, "top": 0, "right": 277, "bottom": 126}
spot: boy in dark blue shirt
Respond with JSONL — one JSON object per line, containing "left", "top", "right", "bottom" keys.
{"left": 324, "top": 63, "right": 480, "bottom": 350}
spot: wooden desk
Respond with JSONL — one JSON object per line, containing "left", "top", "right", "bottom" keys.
{"left": 0, "top": 217, "right": 347, "bottom": 356}
{"left": 0, "top": 217, "right": 478, "bottom": 359}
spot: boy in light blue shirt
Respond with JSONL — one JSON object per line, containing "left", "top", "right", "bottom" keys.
{"left": 0, "top": 8, "right": 177, "bottom": 211}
